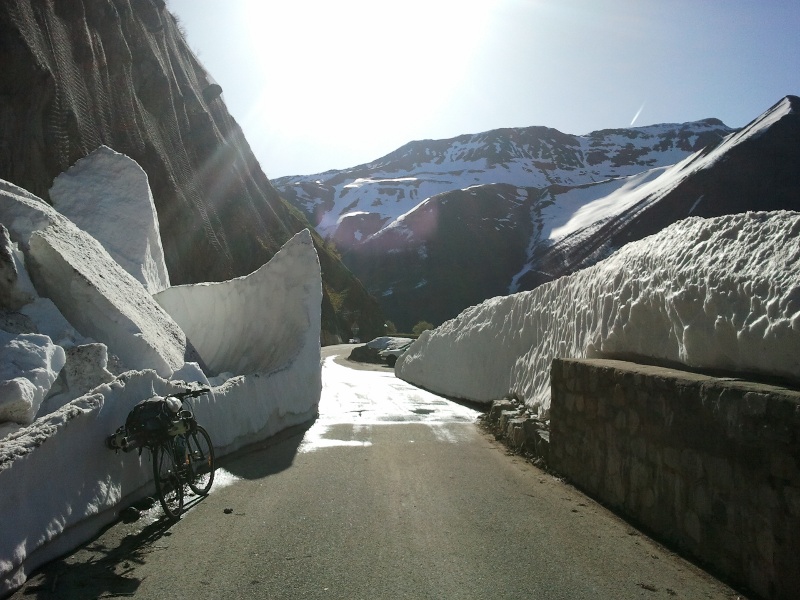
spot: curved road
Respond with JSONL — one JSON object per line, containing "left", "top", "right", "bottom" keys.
{"left": 10, "top": 345, "right": 743, "bottom": 599}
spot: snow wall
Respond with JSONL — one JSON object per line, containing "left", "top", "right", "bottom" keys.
{"left": 1, "top": 170, "right": 323, "bottom": 593}
{"left": 0, "top": 236, "right": 322, "bottom": 592}
{"left": 397, "top": 211, "right": 800, "bottom": 417}
{"left": 154, "top": 229, "right": 320, "bottom": 377}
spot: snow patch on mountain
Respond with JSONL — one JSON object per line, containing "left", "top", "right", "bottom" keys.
{"left": 544, "top": 166, "right": 673, "bottom": 240}
{"left": 544, "top": 96, "right": 796, "bottom": 252}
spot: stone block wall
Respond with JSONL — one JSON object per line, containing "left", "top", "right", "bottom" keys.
{"left": 550, "top": 358, "right": 800, "bottom": 600}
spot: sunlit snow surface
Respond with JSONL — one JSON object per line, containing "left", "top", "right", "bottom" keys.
{"left": 50, "top": 146, "right": 171, "bottom": 294}
{"left": 300, "top": 357, "right": 480, "bottom": 453}
{"left": 397, "top": 211, "right": 800, "bottom": 417}
{"left": 155, "top": 230, "right": 320, "bottom": 376}
{"left": 0, "top": 180, "right": 186, "bottom": 377}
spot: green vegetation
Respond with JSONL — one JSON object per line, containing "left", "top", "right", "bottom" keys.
{"left": 412, "top": 320, "right": 434, "bottom": 335}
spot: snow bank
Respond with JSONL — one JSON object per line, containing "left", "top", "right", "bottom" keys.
{"left": 397, "top": 211, "right": 800, "bottom": 416}
{"left": 154, "top": 229, "right": 322, "bottom": 376}
{"left": 37, "top": 343, "right": 116, "bottom": 416}
{"left": 50, "top": 146, "right": 171, "bottom": 294}
{"left": 0, "top": 199, "right": 322, "bottom": 595}
{"left": 0, "top": 332, "right": 65, "bottom": 424}
{"left": 0, "top": 359, "right": 320, "bottom": 594}
{"left": 0, "top": 182, "right": 186, "bottom": 377}
{"left": 0, "top": 158, "right": 323, "bottom": 594}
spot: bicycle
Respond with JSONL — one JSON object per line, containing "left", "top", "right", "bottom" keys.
{"left": 106, "top": 387, "right": 215, "bottom": 519}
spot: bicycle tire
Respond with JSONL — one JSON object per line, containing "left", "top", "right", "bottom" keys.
{"left": 186, "top": 425, "right": 215, "bottom": 496}
{"left": 153, "top": 440, "right": 184, "bottom": 518}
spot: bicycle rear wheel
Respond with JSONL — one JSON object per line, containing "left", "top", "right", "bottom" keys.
{"left": 153, "top": 440, "right": 184, "bottom": 519}
{"left": 186, "top": 425, "right": 215, "bottom": 495}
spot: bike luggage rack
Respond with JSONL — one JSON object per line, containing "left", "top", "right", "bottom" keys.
{"left": 106, "top": 396, "right": 185, "bottom": 453}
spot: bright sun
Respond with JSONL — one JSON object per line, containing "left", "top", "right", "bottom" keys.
{"left": 236, "top": 0, "right": 493, "bottom": 151}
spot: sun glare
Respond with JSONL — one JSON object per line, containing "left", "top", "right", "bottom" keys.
{"left": 237, "top": 0, "right": 493, "bottom": 152}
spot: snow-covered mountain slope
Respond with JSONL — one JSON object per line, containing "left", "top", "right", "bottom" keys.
{"left": 396, "top": 211, "right": 800, "bottom": 417}
{"left": 275, "top": 119, "right": 733, "bottom": 247}
{"left": 527, "top": 95, "right": 800, "bottom": 287}
{"left": 302, "top": 97, "right": 799, "bottom": 331}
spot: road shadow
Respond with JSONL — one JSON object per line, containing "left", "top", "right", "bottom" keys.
{"left": 8, "top": 422, "right": 315, "bottom": 599}
{"left": 9, "top": 507, "right": 182, "bottom": 600}
{"left": 216, "top": 419, "right": 314, "bottom": 480}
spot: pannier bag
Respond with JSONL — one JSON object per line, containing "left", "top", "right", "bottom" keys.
{"left": 123, "top": 396, "right": 181, "bottom": 447}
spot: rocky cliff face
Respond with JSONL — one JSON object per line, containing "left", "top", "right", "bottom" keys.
{"left": 0, "top": 0, "right": 383, "bottom": 342}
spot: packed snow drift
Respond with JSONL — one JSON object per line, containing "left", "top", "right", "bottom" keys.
{"left": 0, "top": 150, "right": 323, "bottom": 594}
{"left": 155, "top": 230, "right": 320, "bottom": 377}
{"left": 50, "top": 146, "right": 171, "bottom": 294}
{"left": 397, "top": 211, "right": 800, "bottom": 417}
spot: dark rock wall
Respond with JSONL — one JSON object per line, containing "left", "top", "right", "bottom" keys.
{"left": 343, "top": 183, "right": 542, "bottom": 331}
{"left": 0, "top": 0, "right": 383, "bottom": 340}
{"left": 0, "top": 0, "right": 296, "bottom": 283}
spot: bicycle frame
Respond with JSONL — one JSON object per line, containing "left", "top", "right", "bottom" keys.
{"left": 107, "top": 386, "right": 215, "bottom": 519}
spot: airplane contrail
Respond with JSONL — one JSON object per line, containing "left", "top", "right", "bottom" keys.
{"left": 630, "top": 102, "right": 645, "bottom": 126}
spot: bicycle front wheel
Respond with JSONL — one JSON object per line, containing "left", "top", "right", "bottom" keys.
{"left": 187, "top": 425, "right": 215, "bottom": 495}
{"left": 153, "top": 440, "right": 184, "bottom": 519}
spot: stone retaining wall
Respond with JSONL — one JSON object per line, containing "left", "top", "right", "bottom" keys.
{"left": 549, "top": 358, "right": 800, "bottom": 600}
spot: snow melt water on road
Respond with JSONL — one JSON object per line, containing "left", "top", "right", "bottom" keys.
{"left": 299, "top": 356, "right": 480, "bottom": 453}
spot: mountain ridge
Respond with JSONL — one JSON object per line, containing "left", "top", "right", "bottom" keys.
{"left": 275, "top": 96, "right": 799, "bottom": 331}
{"left": 275, "top": 118, "right": 735, "bottom": 249}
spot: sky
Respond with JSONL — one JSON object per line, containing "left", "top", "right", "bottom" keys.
{"left": 165, "top": 0, "right": 800, "bottom": 179}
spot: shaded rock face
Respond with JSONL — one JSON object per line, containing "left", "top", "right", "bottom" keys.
{"left": 0, "top": 0, "right": 284, "bottom": 284}
{"left": 0, "top": 0, "right": 383, "bottom": 340}
{"left": 344, "top": 184, "right": 542, "bottom": 331}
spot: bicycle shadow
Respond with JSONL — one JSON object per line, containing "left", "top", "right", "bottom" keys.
{"left": 10, "top": 421, "right": 315, "bottom": 598}
{"left": 10, "top": 506, "right": 184, "bottom": 600}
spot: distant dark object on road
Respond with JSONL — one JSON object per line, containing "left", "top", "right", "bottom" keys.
{"left": 347, "top": 344, "right": 382, "bottom": 364}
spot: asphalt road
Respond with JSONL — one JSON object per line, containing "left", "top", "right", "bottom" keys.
{"left": 9, "top": 345, "right": 744, "bottom": 599}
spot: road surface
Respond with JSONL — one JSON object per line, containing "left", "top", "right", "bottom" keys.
{"left": 9, "top": 345, "right": 745, "bottom": 599}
